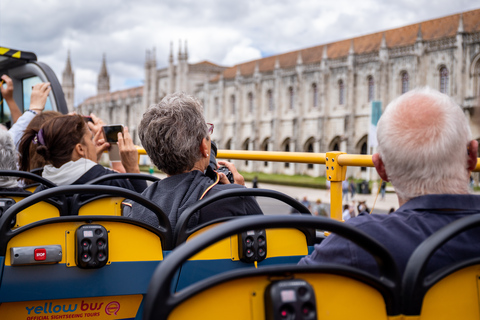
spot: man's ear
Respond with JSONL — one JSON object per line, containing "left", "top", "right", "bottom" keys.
{"left": 372, "top": 153, "right": 389, "bottom": 182}
{"left": 200, "top": 138, "right": 209, "bottom": 158}
{"left": 467, "top": 140, "right": 478, "bottom": 172}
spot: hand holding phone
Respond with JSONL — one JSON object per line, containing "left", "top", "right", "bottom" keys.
{"left": 102, "top": 125, "right": 124, "bottom": 161}
{"left": 83, "top": 116, "right": 93, "bottom": 124}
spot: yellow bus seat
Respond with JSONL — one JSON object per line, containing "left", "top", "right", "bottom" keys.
{"left": 0, "top": 170, "right": 66, "bottom": 227}
{"left": 69, "top": 173, "right": 160, "bottom": 216}
{"left": 401, "top": 213, "right": 480, "bottom": 319}
{"left": 143, "top": 215, "right": 401, "bottom": 320}
{"left": 0, "top": 185, "right": 172, "bottom": 319}
{"left": 172, "top": 189, "right": 315, "bottom": 291}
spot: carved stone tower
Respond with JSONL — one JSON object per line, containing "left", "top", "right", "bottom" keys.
{"left": 97, "top": 54, "right": 110, "bottom": 95}
{"left": 62, "top": 50, "right": 75, "bottom": 112}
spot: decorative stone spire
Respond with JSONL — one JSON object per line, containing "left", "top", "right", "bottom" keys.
{"left": 62, "top": 50, "right": 74, "bottom": 84}
{"left": 151, "top": 46, "right": 157, "bottom": 68}
{"left": 322, "top": 45, "right": 328, "bottom": 60}
{"left": 169, "top": 41, "right": 174, "bottom": 64}
{"left": 145, "top": 49, "right": 151, "bottom": 68}
{"left": 380, "top": 33, "right": 387, "bottom": 49}
{"left": 296, "top": 51, "right": 303, "bottom": 65}
{"left": 274, "top": 56, "right": 280, "bottom": 69}
{"left": 184, "top": 40, "right": 188, "bottom": 60}
{"left": 349, "top": 39, "right": 355, "bottom": 55}
{"left": 97, "top": 53, "right": 110, "bottom": 95}
{"left": 236, "top": 66, "right": 241, "bottom": 77}
{"left": 380, "top": 32, "right": 388, "bottom": 62}
{"left": 178, "top": 39, "right": 182, "bottom": 60}
{"left": 348, "top": 39, "right": 355, "bottom": 68}
{"left": 62, "top": 50, "right": 75, "bottom": 112}
{"left": 416, "top": 23, "right": 423, "bottom": 41}
{"left": 415, "top": 24, "right": 425, "bottom": 56}
{"left": 321, "top": 45, "right": 328, "bottom": 71}
{"left": 457, "top": 13, "right": 464, "bottom": 33}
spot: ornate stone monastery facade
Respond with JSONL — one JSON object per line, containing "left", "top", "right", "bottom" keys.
{"left": 78, "top": 9, "right": 480, "bottom": 176}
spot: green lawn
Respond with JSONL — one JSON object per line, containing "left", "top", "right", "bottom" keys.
{"left": 137, "top": 165, "right": 396, "bottom": 192}
{"left": 239, "top": 172, "right": 328, "bottom": 189}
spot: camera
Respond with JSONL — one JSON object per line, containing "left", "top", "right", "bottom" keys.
{"left": 208, "top": 141, "right": 235, "bottom": 184}
{"left": 216, "top": 166, "right": 234, "bottom": 184}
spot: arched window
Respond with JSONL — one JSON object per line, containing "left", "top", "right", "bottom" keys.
{"left": 338, "top": 80, "right": 345, "bottom": 105}
{"left": 440, "top": 66, "right": 449, "bottom": 94}
{"left": 214, "top": 97, "right": 220, "bottom": 114}
{"left": 288, "top": 87, "right": 294, "bottom": 110}
{"left": 360, "top": 142, "right": 367, "bottom": 172}
{"left": 243, "top": 139, "right": 250, "bottom": 166}
{"left": 267, "top": 89, "right": 274, "bottom": 111}
{"left": 230, "top": 95, "right": 236, "bottom": 115}
{"left": 401, "top": 71, "right": 409, "bottom": 94}
{"left": 284, "top": 140, "right": 291, "bottom": 168}
{"left": 262, "top": 138, "right": 269, "bottom": 167}
{"left": 306, "top": 141, "right": 314, "bottom": 169}
{"left": 248, "top": 92, "right": 254, "bottom": 113}
{"left": 367, "top": 76, "right": 375, "bottom": 102}
{"left": 312, "top": 83, "right": 318, "bottom": 108}
{"left": 475, "top": 60, "right": 480, "bottom": 97}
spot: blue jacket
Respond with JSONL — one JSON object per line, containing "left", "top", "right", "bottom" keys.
{"left": 299, "top": 194, "right": 480, "bottom": 278}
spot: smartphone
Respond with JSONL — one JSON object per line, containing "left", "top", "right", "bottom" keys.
{"left": 102, "top": 125, "right": 124, "bottom": 143}
{"left": 83, "top": 116, "right": 93, "bottom": 123}
{"left": 102, "top": 125, "right": 124, "bottom": 162}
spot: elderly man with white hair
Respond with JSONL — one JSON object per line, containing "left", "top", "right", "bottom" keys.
{"left": 299, "top": 87, "right": 480, "bottom": 277}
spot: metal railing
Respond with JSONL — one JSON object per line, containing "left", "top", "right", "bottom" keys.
{"left": 137, "top": 147, "right": 480, "bottom": 221}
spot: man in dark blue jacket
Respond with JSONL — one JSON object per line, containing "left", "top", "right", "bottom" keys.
{"left": 299, "top": 87, "right": 480, "bottom": 277}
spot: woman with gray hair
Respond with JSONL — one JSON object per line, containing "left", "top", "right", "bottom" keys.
{"left": 125, "top": 92, "right": 262, "bottom": 230}
{"left": 0, "top": 130, "right": 23, "bottom": 192}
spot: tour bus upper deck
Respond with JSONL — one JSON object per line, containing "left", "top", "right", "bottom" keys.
{"left": 0, "top": 46, "right": 69, "bottom": 127}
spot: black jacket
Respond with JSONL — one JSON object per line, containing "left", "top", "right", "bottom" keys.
{"left": 124, "top": 170, "right": 263, "bottom": 230}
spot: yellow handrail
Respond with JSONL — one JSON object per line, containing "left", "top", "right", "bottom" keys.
{"left": 136, "top": 147, "right": 480, "bottom": 220}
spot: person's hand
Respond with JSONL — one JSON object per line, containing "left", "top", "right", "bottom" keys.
{"left": 0, "top": 75, "right": 14, "bottom": 100}
{"left": 29, "top": 82, "right": 51, "bottom": 112}
{"left": 217, "top": 160, "right": 245, "bottom": 185}
{"left": 118, "top": 126, "right": 140, "bottom": 173}
{"left": 1, "top": 75, "right": 22, "bottom": 123}
{"left": 87, "top": 113, "right": 110, "bottom": 160}
{"left": 87, "top": 113, "right": 106, "bottom": 140}
{"left": 93, "top": 127, "right": 110, "bottom": 161}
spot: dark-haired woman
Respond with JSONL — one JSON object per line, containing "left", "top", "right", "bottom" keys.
{"left": 18, "top": 111, "right": 61, "bottom": 185}
{"left": 18, "top": 114, "right": 146, "bottom": 193}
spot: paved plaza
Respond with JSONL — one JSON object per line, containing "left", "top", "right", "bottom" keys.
{"left": 245, "top": 180, "right": 399, "bottom": 216}
{"left": 152, "top": 172, "right": 403, "bottom": 215}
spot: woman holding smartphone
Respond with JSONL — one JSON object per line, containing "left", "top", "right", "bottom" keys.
{"left": 18, "top": 114, "right": 146, "bottom": 193}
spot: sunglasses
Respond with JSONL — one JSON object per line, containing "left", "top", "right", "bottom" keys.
{"left": 207, "top": 123, "right": 214, "bottom": 135}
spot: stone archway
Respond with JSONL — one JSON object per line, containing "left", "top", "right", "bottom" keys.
{"left": 329, "top": 136, "right": 341, "bottom": 152}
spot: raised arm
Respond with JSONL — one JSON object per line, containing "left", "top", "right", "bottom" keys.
{"left": 1, "top": 75, "right": 21, "bottom": 123}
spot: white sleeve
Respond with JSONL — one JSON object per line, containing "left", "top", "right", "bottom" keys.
{"left": 8, "top": 111, "right": 36, "bottom": 149}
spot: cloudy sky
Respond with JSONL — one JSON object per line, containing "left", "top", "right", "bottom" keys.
{"left": 1, "top": 0, "right": 478, "bottom": 106}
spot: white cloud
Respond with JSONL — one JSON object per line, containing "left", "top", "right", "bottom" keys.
{"left": 222, "top": 40, "right": 263, "bottom": 66}
{"left": 0, "top": 0, "right": 478, "bottom": 107}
